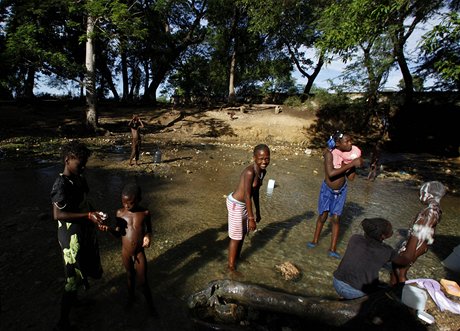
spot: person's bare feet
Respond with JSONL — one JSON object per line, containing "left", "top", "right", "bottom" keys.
{"left": 228, "top": 266, "right": 243, "bottom": 278}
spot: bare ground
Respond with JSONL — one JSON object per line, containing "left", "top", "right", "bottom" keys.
{"left": 1, "top": 101, "right": 460, "bottom": 330}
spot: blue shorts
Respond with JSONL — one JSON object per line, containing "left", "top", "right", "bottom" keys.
{"left": 317, "top": 181, "right": 348, "bottom": 216}
{"left": 333, "top": 277, "right": 366, "bottom": 300}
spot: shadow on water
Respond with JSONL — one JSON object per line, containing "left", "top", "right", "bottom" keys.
{"left": 243, "top": 212, "right": 314, "bottom": 261}
{"left": 315, "top": 201, "right": 366, "bottom": 247}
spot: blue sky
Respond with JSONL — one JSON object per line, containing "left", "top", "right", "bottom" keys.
{"left": 37, "top": 15, "right": 440, "bottom": 97}
{"left": 297, "top": 16, "right": 441, "bottom": 91}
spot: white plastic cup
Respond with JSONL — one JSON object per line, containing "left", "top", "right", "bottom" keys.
{"left": 267, "top": 179, "right": 275, "bottom": 189}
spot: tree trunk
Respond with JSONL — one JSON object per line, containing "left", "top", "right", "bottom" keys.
{"left": 144, "top": 63, "right": 170, "bottom": 103}
{"left": 227, "top": 7, "right": 239, "bottom": 105}
{"left": 188, "top": 280, "right": 424, "bottom": 329}
{"left": 143, "top": 60, "right": 149, "bottom": 99}
{"left": 24, "top": 67, "right": 36, "bottom": 99}
{"left": 85, "top": 14, "right": 98, "bottom": 131}
{"left": 121, "top": 50, "right": 129, "bottom": 101}
{"left": 395, "top": 44, "right": 413, "bottom": 105}
{"left": 100, "top": 63, "right": 119, "bottom": 101}
{"left": 228, "top": 49, "right": 237, "bottom": 105}
{"left": 392, "top": 23, "right": 413, "bottom": 105}
{"left": 302, "top": 54, "right": 324, "bottom": 98}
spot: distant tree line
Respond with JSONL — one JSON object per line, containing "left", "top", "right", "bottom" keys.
{"left": 0, "top": 0, "right": 458, "bottom": 130}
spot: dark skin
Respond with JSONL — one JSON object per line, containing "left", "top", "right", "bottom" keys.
{"left": 52, "top": 155, "right": 106, "bottom": 227}
{"left": 311, "top": 135, "right": 363, "bottom": 253}
{"left": 103, "top": 192, "right": 156, "bottom": 314}
{"left": 391, "top": 197, "right": 441, "bottom": 284}
{"left": 53, "top": 153, "right": 106, "bottom": 329}
{"left": 367, "top": 143, "right": 381, "bottom": 181}
{"left": 380, "top": 224, "right": 418, "bottom": 267}
{"left": 128, "top": 115, "right": 144, "bottom": 141}
{"left": 228, "top": 147, "right": 270, "bottom": 273}
{"left": 128, "top": 115, "right": 144, "bottom": 166}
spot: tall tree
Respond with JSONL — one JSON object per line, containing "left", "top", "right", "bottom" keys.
{"left": 1, "top": 0, "right": 74, "bottom": 98}
{"left": 238, "top": 0, "right": 327, "bottom": 97}
{"left": 317, "top": 0, "right": 444, "bottom": 104}
{"left": 140, "top": 0, "right": 208, "bottom": 102}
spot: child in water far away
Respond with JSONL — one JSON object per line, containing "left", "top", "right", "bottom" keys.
{"left": 128, "top": 114, "right": 144, "bottom": 166}
{"left": 102, "top": 183, "right": 157, "bottom": 316}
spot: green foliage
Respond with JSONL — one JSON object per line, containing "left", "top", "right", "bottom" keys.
{"left": 419, "top": 11, "right": 460, "bottom": 89}
{"left": 398, "top": 75, "right": 425, "bottom": 92}
{"left": 283, "top": 95, "right": 303, "bottom": 107}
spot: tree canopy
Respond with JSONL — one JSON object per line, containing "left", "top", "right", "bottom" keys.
{"left": 0, "top": 0, "right": 457, "bottom": 109}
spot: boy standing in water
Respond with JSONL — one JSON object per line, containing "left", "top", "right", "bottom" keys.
{"left": 392, "top": 181, "right": 446, "bottom": 284}
{"left": 105, "top": 183, "right": 156, "bottom": 315}
{"left": 50, "top": 140, "right": 107, "bottom": 330}
{"left": 128, "top": 114, "right": 144, "bottom": 166}
{"left": 227, "top": 144, "right": 270, "bottom": 273}
{"left": 307, "top": 131, "right": 363, "bottom": 259}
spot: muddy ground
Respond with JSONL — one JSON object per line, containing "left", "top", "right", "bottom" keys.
{"left": 1, "top": 101, "right": 460, "bottom": 331}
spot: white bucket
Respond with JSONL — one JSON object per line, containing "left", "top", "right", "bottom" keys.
{"left": 401, "top": 285, "right": 427, "bottom": 311}
{"left": 266, "top": 179, "right": 275, "bottom": 196}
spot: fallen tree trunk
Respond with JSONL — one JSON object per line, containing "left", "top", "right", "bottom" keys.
{"left": 188, "top": 279, "right": 361, "bottom": 327}
{"left": 187, "top": 279, "right": 427, "bottom": 330}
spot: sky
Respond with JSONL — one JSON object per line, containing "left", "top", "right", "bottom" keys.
{"left": 36, "top": 15, "right": 440, "bottom": 97}
{"left": 295, "top": 15, "right": 441, "bottom": 92}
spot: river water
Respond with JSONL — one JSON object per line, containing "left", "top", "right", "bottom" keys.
{"left": 2, "top": 143, "right": 460, "bottom": 330}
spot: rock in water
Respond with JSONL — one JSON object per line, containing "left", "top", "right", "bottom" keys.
{"left": 275, "top": 261, "right": 301, "bottom": 281}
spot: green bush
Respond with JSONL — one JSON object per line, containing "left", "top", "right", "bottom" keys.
{"left": 283, "top": 95, "right": 303, "bottom": 107}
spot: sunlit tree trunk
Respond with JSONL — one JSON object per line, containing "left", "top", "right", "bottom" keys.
{"left": 228, "top": 49, "right": 237, "bottom": 104}
{"left": 85, "top": 14, "right": 98, "bottom": 131}
{"left": 227, "top": 7, "right": 239, "bottom": 105}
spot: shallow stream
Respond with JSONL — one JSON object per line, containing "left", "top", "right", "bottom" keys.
{"left": 2, "top": 143, "right": 460, "bottom": 330}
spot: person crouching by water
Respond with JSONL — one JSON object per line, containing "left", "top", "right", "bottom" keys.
{"left": 392, "top": 181, "right": 446, "bottom": 284}
{"left": 333, "top": 218, "right": 416, "bottom": 300}
{"left": 227, "top": 144, "right": 270, "bottom": 274}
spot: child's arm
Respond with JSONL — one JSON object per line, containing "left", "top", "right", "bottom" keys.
{"left": 324, "top": 151, "right": 363, "bottom": 179}
{"left": 243, "top": 167, "right": 257, "bottom": 231}
{"left": 52, "top": 204, "right": 106, "bottom": 226}
{"left": 143, "top": 211, "right": 152, "bottom": 248}
{"left": 138, "top": 117, "right": 145, "bottom": 128}
{"left": 346, "top": 166, "right": 357, "bottom": 181}
{"left": 392, "top": 235, "right": 418, "bottom": 266}
{"left": 253, "top": 188, "right": 261, "bottom": 223}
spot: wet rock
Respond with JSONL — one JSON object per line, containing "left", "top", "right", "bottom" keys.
{"left": 275, "top": 261, "right": 301, "bottom": 281}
